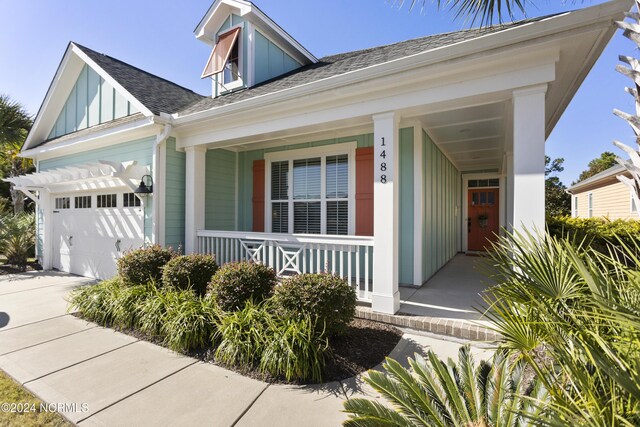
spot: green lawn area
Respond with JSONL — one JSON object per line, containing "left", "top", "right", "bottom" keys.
{"left": 0, "top": 370, "right": 71, "bottom": 427}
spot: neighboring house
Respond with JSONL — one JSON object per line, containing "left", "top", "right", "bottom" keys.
{"left": 6, "top": 0, "right": 631, "bottom": 314}
{"left": 567, "top": 164, "right": 639, "bottom": 219}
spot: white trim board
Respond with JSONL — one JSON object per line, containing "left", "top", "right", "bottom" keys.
{"left": 264, "top": 141, "right": 357, "bottom": 235}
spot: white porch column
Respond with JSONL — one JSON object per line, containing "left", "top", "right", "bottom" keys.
{"left": 372, "top": 112, "right": 400, "bottom": 314}
{"left": 185, "top": 146, "right": 207, "bottom": 254}
{"left": 511, "top": 85, "right": 546, "bottom": 233}
{"left": 41, "top": 190, "right": 53, "bottom": 270}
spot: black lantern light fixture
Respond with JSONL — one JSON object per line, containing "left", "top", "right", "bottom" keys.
{"left": 134, "top": 174, "right": 153, "bottom": 194}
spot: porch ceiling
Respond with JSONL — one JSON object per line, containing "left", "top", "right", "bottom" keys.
{"left": 421, "top": 101, "right": 507, "bottom": 173}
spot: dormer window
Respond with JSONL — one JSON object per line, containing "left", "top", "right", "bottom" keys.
{"left": 201, "top": 27, "right": 242, "bottom": 90}
{"left": 224, "top": 37, "right": 239, "bottom": 84}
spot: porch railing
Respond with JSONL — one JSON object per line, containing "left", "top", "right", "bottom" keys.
{"left": 196, "top": 230, "right": 374, "bottom": 302}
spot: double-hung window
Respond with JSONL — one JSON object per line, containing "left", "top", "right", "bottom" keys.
{"left": 588, "top": 193, "right": 593, "bottom": 218}
{"left": 267, "top": 145, "right": 353, "bottom": 235}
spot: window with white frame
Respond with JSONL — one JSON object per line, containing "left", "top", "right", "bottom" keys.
{"left": 573, "top": 196, "right": 578, "bottom": 217}
{"left": 55, "top": 197, "right": 70, "bottom": 209}
{"left": 588, "top": 193, "right": 593, "bottom": 218}
{"left": 632, "top": 191, "right": 638, "bottom": 214}
{"left": 123, "top": 192, "right": 141, "bottom": 207}
{"left": 268, "top": 147, "right": 352, "bottom": 235}
{"left": 74, "top": 196, "right": 91, "bottom": 209}
{"left": 97, "top": 194, "right": 117, "bottom": 208}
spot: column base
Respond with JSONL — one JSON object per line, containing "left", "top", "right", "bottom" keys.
{"left": 371, "top": 291, "right": 400, "bottom": 314}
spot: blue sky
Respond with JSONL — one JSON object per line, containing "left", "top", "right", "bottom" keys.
{"left": 0, "top": 0, "right": 634, "bottom": 185}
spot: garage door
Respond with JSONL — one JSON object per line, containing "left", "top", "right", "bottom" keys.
{"left": 52, "top": 191, "right": 145, "bottom": 280}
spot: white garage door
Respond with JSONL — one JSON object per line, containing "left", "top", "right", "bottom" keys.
{"left": 52, "top": 191, "right": 145, "bottom": 280}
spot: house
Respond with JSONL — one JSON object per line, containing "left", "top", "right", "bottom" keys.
{"left": 6, "top": 0, "right": 632, "bottom": 314}
{"left": 567, "top": 164, "right": 639, "bottom": 219}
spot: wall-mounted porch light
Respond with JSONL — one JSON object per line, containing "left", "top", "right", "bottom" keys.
{"left": 134, "top": 174, "right": 153, "bottom": 194}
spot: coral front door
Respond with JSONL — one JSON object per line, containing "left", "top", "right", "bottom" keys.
{"left": 467, "top": 189, "right": 500, "bottom": 251}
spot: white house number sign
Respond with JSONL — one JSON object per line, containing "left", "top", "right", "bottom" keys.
{"left": 375, "top": 136, "right": 393, "bottom": 184}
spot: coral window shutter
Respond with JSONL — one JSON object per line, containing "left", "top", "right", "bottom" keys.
{"left": 252, "top": 159, "right": 265, "bottom": 232}
{"left": 201, "top": 27, "right": 241, "bottom": 79}
{"left": 355, "top": 147, "right": 374, "bottom": 236}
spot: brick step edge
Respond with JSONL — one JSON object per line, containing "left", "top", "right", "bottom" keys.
{"left": 356, "top": 306, "right": 502, "bottom": 342}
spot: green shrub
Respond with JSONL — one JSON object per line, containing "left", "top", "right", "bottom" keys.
{"left": 547, "top": 215, "right": 640, "bottom": 256}
{"left": 117, "top": 245, "right": 176, "bottom": 285}
{"left": 213, "top": 300, "right": 270, "bottom": 367}
{"left": 485, "top": 228, "right": 640, "bottom": 425}
{"left": 208, "top": 262, "right": 277, "bottom": 311}
{"left": 0, "top": 212, "right": 35, "bottom": 270}
{"left": 135, "top": 285, "right": 169, "bottom": 337}
{"left": 344, "top": 346, "right": 548, "bottom": 427}
{"left": 273, "top": 273, "right": 356, "bottom": 336}
{"left": 161, "top": 254, "right": 218, "bottom": 296}
{"left": 109, "top": 283, "right": 151, "bottom": 328}
{"left": 259, "top": 315, "right": 327, "bottom": 383}
{"left": 68, "top": 278, "right": 122, "bottom": 325}
{"left": 160, "top": 289, "right": 218, "bottom": 352}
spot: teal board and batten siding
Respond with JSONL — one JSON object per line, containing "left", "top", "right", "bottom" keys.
{"left": 236, "top": 133, "right": 375, "bottom": 231}
{"left": 422, "top": 130, "right": 462, "bottom": 283}
{"left": 205, "top": 149, "right": 237, "bottom": 230}
{"left": 164, "top": 138, "right": 186, "bottom": 250}
{"left": 38, "top": 137, "right": 155, "bottom": 247}
{"left": 48, "top": 64, "right": 139, "bottom": 140}
{"left": 254, "top": 30, "right": 301, "bottom": 85}
{"left": 399, "top": 128, "right": 414, "bottom": 285}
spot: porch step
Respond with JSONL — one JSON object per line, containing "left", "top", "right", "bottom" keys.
{"left": 355, "top": 306, "right": 502, "bottom": 342}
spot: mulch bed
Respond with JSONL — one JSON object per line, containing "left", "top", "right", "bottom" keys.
{"left": 0, "top": 262, "right": 42, "bottom": 275}
{"left": 74, "top": 313, "right": 402, "bottom": 385}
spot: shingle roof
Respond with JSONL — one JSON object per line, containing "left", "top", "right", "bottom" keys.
{"left": 178, "top": 15, "right": 556, "bottom": 116}
{"left": 568, "top": 163, "right": 628, "bottom": 192}
{"left": 73, "top": 43, "right": 205, "bottom": 115}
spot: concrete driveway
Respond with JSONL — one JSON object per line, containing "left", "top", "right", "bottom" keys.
{"left": 0, "top": 271, "right": 491, "bottom": 426}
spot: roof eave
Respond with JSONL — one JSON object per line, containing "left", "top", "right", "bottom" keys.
{"left": 175, "top": 0, "right": 631, "bottom": 125}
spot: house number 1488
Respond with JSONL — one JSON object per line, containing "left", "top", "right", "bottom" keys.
{"left": 379, "top": 137, "right": 387, "bottom": 183}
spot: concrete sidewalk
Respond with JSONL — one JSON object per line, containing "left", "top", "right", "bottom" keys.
{"left": 0, "top": 271, "right": 492, "bottom": 426}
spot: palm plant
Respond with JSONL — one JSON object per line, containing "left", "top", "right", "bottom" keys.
{"left": 400, "top": 0, "right": 529, "bottom": 26}
{"left": 484, "top": 229, "right": 640, "bottom": 426}
{"left": 0, "top": 94, "right": 33, "bottom": 214}
{"left": 343, "top": 345, "right": 547, "bottom": 427}
{"left": 0, "top": 211, "right": 35, "bottom": 270}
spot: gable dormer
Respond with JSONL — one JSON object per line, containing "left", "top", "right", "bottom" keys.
{"left": 195, "top": 0, "right": 317, "bottom": 97}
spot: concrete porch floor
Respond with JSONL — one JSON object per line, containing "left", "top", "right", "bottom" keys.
{"left": 400, "top": 254, "right": 494, "bottom": 322}
{"left": 356, "top": 254, "right": 499, "bottom": 341}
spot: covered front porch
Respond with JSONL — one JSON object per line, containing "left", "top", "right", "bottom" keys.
{"left": 182, "top": 81, "right": 545, "bottom": 315}
{"left": 172, "top": 5, "right": 615, "bottom": 315}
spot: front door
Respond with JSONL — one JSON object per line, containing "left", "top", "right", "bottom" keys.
{"left": 467, "top": 188, "right": 499, "bottom": 251}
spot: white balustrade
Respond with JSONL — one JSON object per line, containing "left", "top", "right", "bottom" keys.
{"left": 197, "top": 230, "right": 374, "bottom": 302}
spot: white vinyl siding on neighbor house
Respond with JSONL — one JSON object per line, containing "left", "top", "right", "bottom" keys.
{"left": 265, "top": 143, "right": 355, "bottom": 235}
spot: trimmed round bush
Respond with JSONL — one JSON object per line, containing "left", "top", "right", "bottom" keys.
{"left": 208, "top": 262, "right": 277, "bottom": 311}
{"left": 161, "top": 254, "right": 218, "bottom": 296}
{"left": 273, "top": 273, "right": 356, "bottom": 336}
{"left": 117, "top": 245, "right": 176, "bottom": 285}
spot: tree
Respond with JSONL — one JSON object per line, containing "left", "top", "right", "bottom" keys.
{"left": 614, "top": 6, "right": 640, "bottom": 218}
{"left": 0, "top": 94, "right": 33, "bottom": 214}
{"left": 402, "top": 0, "right": 527, "bottom": 26}
{"left": 545, "top": 155, "right": 570, "bottom": 216}
{"left": 575, "top": 151, "right": 618, "bottom": 183}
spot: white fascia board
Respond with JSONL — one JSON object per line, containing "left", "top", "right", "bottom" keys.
{"left": 71, "top": 44, "right": 153, "bottom": 118}
{"left": 23, "top": 43, "right": 155, "bottom": 152}
{"left": 175, "top": 0, "right": 629, "bottom": 127}
{"left": 193, "top": 0, "right": 316, "bottom": 64}
{"left": 21, "top": 117, "right": 159, "bottom": 161}
{"left": 177, "top": 60, "right": 556, "bottom": 149}
{"left": 23, "top": 44, "right": 82, "bottom": 151}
